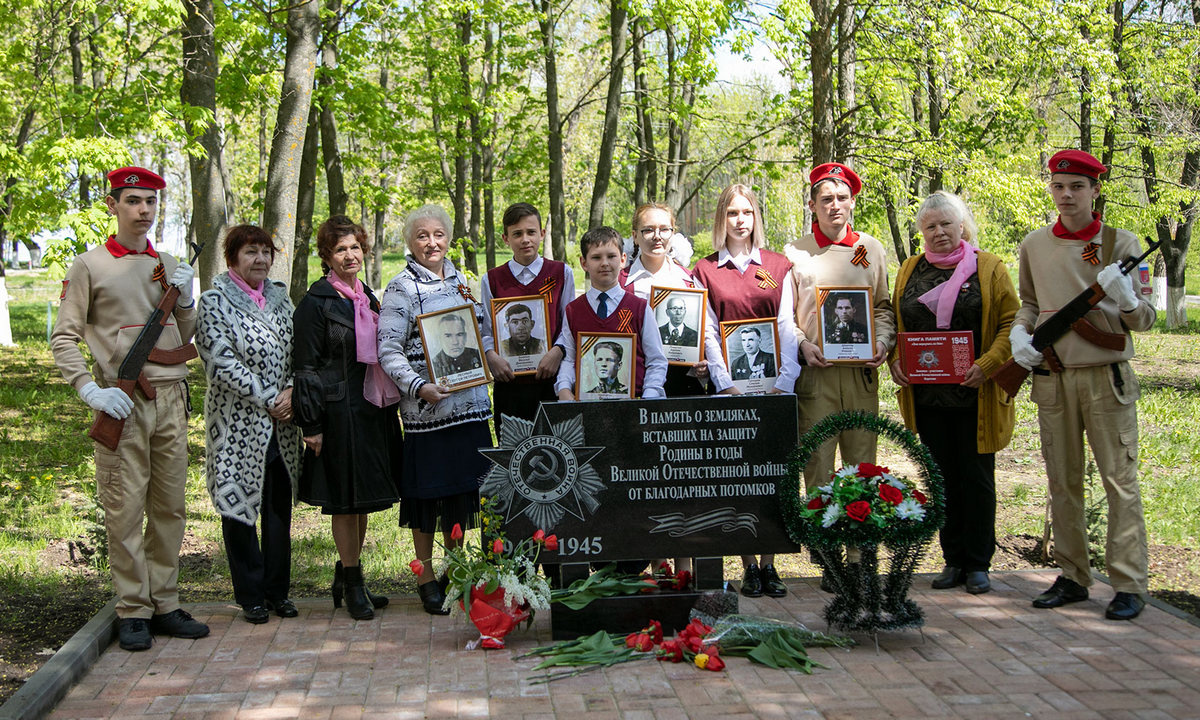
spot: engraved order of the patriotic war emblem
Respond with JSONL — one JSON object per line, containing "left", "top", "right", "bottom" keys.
{"left": 479, "top": 405, "right": 605, "bottom": 531}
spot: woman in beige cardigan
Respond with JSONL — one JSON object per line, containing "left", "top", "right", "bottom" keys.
{"left": 889, "top": 191, "right": 1018, "bottom": 595}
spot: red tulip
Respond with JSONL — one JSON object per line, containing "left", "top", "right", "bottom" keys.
{"left": 633, "top": 633, "right": 654, "bottom": 652}
{"left": 657, "top": 639, "right": 683, "bottom": 662}
{"left": 647, "top": 619, "right": 663, "bottom": 645}
{"left": 673, "top": 570, "right": 692, "bottom": 590}
{"left": 544, "top": 535, "right": 558, "bottom": 551}
{"left": 704, "top": 654, "right": 726, "bottom": 671}
{"left": 450, "top": 523, "right": 464, "bottom": 541}
{"left": 806, "top": 496, "right": 826, "bottom": 510}
{"left": 408, "top": 559, "right": 424, "bottom": 576}
{"left": 532, "top": 529, "right": 545, "bottom": 542}
{"left": 846, "top": 500, "right": 872, "bottom": 522}
{"left": 625, "top": 632, "right": 639, "bottom": 648}
{"left": 491, "top": 538, "right": 505, "bottom": 554}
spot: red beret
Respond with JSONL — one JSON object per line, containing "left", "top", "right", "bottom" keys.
{"left": 1048, "top": 150, "right": 1106, "bottom": 180}
{"left": 809, "top": 162, "right": 862, "bottom": 196}
{"left": 107, "top": 166, "right": 165, "bottom": 192}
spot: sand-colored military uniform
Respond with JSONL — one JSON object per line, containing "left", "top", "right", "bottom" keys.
{"left": 1015, "top": 224, "right": 1155, "bottom": 595}
{"left": 786, "top": 232, "right": 896, "bottom": 489}
{"left": 51, "top": 243, "right": 195, "bottom": 619}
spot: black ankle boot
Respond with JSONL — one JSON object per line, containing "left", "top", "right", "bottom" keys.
{"left": 341, "top": 565, "right": 375, "bottom": 620}
{"left": 418, "top": 581, "right": 450, "bottom": 615}
{"left": 335, "top": 561, "right": 388, "bottom": 609}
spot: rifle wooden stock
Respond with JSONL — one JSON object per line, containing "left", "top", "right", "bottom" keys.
{"left": 87, "top": 378, "right": 138, "bottom": 451}
{"left": 989, "top": 358, "right": 1030, "bottom": 399}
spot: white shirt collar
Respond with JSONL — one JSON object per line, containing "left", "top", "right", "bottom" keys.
{"left": 507, "top": 256, "right": 544, "bottom": 283}
{"left": 718, "top": 247, "right": 762, "bottom": 273}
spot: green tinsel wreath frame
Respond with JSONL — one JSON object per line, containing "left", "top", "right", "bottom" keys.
{"left": 782, "top": 410, "right": 946, "bottom": 551}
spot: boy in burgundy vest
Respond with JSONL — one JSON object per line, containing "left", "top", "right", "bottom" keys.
{"left": 481, "top": 204, "right": 574, "bottom": 433}
{"left": 555, "top": 226, "right": 667, "bottom": 400}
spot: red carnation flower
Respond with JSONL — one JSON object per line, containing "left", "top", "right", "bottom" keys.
{"left": 846, "top": 500, "right": 872, "bottom": 522}
{"left": 807, "top": 496, "right": 826, "bottom": 510}
{"left": 879, "top": 484, "right": 904, "bottom": 505}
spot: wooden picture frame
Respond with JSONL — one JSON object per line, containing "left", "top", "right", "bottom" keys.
{"left": 720, "top": 318, "right": 780, "bottom": 394}
{"left": 576, "top": 332, "right": 637, "bottom": 400}
{"left": 417, "top": 303, "right": 492, "bottom": 391}
{"left": 648, "top": 285, "right": 706, "bottom": 366}
{"left": 490, "top": 294, "right": 551, "bottom": 376}
{"left": 816, "top": 286, "right": 876, "bottom": 363}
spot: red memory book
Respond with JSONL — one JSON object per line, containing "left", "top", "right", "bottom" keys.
{"left": 898, "top": 331, "right": 975, "bottom": 384}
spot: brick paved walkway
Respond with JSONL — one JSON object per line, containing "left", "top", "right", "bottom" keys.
{"left": 46, "top": 569, "right": 1200, "bottom": 719}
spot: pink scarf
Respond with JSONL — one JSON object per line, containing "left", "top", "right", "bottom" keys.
{"left": 917, "top": 240, "right": 978, "bottom": 329}
{"left": 228, "top": 270, "right": 266, "bottom": 309}
{"left": 325, "top": 273, "right": 400, "bottom": 407}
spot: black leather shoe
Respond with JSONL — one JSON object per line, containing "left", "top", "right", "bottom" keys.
{"left": 931, "top": 566, "right": 965, "bottom": 589}
{"left": 1032, "top": 576, "right": 1088, "bottom": 608}
{"left": 1105, "top": 592, "right": 1145, "bottom": 620}
{"left": 335, "top": 561, "right": 389, "bottom": 609}
{"left": 761, "top": 564, "right": 787, "bottom": 597}
{"left": 265, "top": 598, "right": 298, "bottom": 618}
{"left": 418, "top": 581, "right": 451, "bottom": 615}
{"left": 149, "top": 609, "right": 210, "bottom": 638}
{"left": 118, "top": 618, "right": 152, "bottom": 651}
{"left": 965, "top": 571, "right": 991, "bottom": 594}
{"left": 741, "top": 564, "right": 763, "bottom": 597}
{"left": 243, "top": 605, "right": 270, "bottom": 624}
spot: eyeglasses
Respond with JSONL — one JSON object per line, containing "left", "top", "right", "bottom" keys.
{"left": 639, "top": 226, "right": 675, "bottom": 238}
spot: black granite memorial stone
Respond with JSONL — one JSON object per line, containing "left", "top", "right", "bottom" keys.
{"left": 480, "top": 395, "right": 802, "bottom": 562}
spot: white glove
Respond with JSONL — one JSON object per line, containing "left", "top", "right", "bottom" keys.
{"left": 1097, "top": 263, "right": 1138, "bottom": 312}
{"left": 170, "top": 262, "right": 195, "bottom": 306}
{"left": 1009, "top": 325, "right": 1042, "bottom": 370}
{"left": 79, "top": 381, "right": 134, "bottom": 419}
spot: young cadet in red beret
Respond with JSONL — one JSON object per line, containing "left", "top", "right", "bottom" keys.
{"left": 51, "top": 167, "right": 210, "bottom": 650}
{"left": 1011, "top": 149, "right": 1155, "bottom": 620}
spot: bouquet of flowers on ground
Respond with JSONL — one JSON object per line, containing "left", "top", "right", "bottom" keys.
{"left": 408, "top": 497, "right": 555, "bottom": 648}
{"left": 798, "top": 462, "right": 931, "bottom": 546}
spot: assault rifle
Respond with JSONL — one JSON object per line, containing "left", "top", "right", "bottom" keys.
{"left": 88, "top": 242, "right": 204, "bottom": 451}
{"left": 989, "top": 237, "right": 1161, "bottom": 399}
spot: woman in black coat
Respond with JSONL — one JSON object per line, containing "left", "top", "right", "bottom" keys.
{"left": 293, "top": 215, "right": 402, "bottom": 619}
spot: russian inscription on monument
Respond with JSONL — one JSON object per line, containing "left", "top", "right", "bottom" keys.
{"left": 481, "top": 395, "right": 802, "bottom": 561}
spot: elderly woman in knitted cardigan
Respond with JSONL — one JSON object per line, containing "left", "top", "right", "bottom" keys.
{"left": 379, "top": 204, "right": 493, "bottom": 615}
{"left": 197, "top": 225, "right": 303, "bottom": 624}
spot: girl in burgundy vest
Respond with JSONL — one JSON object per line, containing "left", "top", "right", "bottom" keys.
{"left": 691, "top": 184, "right": 801, "bottom": 600}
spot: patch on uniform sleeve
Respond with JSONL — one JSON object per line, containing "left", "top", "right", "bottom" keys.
{"left": 60, "top": 280, "right": 69, "bottom": 299}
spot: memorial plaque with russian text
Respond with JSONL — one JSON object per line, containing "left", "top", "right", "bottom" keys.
{"left": 480, "top": 395, "right": 801, "bottom": 562}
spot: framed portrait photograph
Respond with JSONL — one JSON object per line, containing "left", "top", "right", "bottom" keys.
{"left": 649, "top": 286, "right": 707, "bottom": 366}
{"left": 417, "top": 304, "right": 492, "bottom": 391}
{"left": 576, "top": 332, "right": 636, "bottom": 400}
{"left": 490, "top": 295, "right": 551, "bottom": 376}
{"left": 720, "top": 318, "right": 780, "bottom": 394}
{"left": 816, "top": 286, "right": 876, "bottom": 363}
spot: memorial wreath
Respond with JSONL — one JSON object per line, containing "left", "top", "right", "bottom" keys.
{"left": 782, "top": 410, "right": 945, "bottom": 634}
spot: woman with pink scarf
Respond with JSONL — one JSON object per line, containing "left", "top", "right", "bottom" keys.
{"left": 888, "top": 191, "right": 1018, "bottom": 595}
{"left": 294, "top": 216, "right": 402, "bottom": 620}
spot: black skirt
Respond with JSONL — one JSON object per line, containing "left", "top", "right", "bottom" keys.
{"left": 398, "top": 420, "right": 492, "bottom": 534}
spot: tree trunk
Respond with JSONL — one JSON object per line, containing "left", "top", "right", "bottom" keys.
{"left": 258, "top": 104, "right": 269, "bottom": 223}
{"left": 536, "top": 0, "right": 566, "bottom": 260}
{"left": 292, "top": 102, "right": 320, "bottom": 300}
{"left": 834, "top": 0, "right": 856, "bottom": 162}
{"left": 588, "top": 0, "right": 627, "bottom": 230}
{"left": 883, "top": 187, "right": 906, "bottom": 263}
{"left": 372, "top": 63, "right": 390, "bottom": 289}
{"left": 455, "top": 10, "right": 474, "bottom": 272}
{"left": 1080, "top": 25, "right": 1092, "bottom": 154}
{"left": 181, "top": 0, "right": 227, "bottom": 288}
{"left": 926, "top": 57, "right": 943, "bottom": 193}
{"left": 809, "top": 0, "right": 835, "bottom": 165}
{"left": 631, "top": 17, "right": 652, "bottom": 207}
{"left": 320, "top": 0, "right": 347, "bottom": 216}
{"left": 483, "top": 24, "right": 498, "bottom": 270}
{"left": 263, "top": 0, "right": 319, "bottom": 291}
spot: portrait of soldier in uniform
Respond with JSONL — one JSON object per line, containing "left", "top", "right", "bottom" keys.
{"left": 500, "top": 303, "right": 546, "bottom": 357}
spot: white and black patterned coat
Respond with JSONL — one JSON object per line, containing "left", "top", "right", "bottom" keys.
{"left": 197, "top": 273, "right": 303, "bottom": 525}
